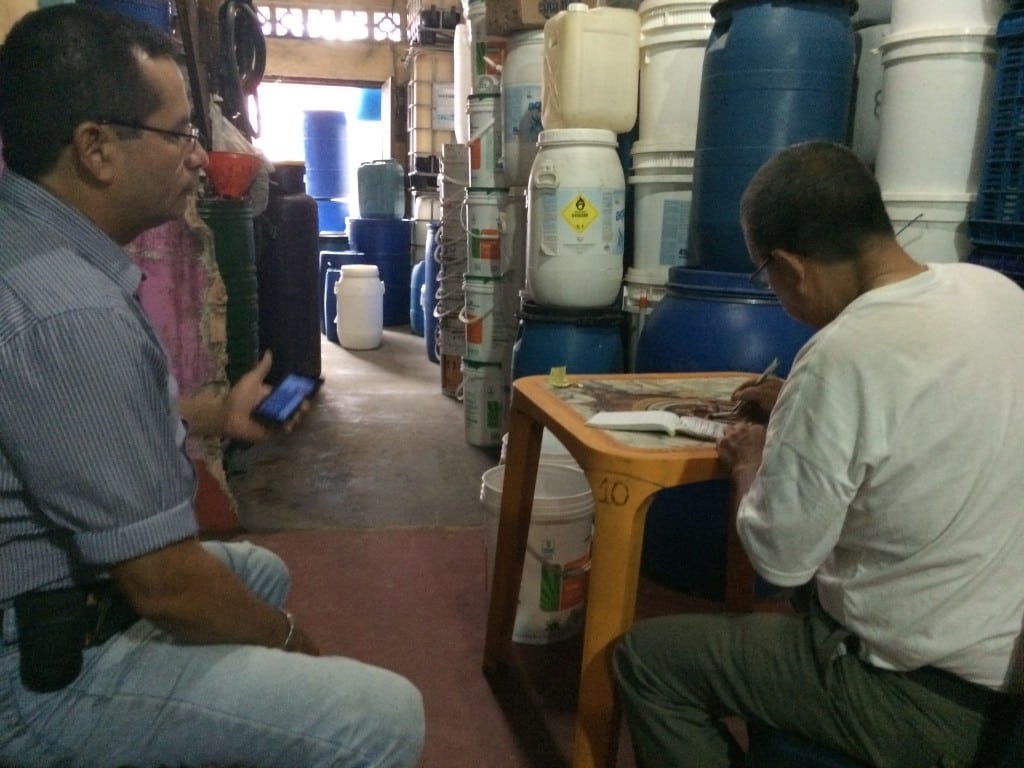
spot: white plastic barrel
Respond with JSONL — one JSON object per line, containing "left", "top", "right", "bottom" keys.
{"left": 885, "top": 195, "right": 973, "bottom": 264}
{"left": 629, "top": 140, "right": 695, "bottom": 284}
{"left": 500, "top": 30, "right": 545, "bottom": 187}
{"left": 481, "top": 463, "right": 594, "bottom": 644}
{"left": 526, "top": 128, "right": 626, "bottom": 307}
{"left": 542, "top": 3, "right": 641, "bottom": 134}
{"left": 888, "top": 0, "right": 1005, "bottom": 36}
{"left": 335, "top": 264, "right": 384, "bottom": 350}
{"left": 637, "top": 0, "right": 714, "bottom": 143}
{"left": 851, "top": 23, "right": 889, "bottom": 167}
{"left": 874, "top": 29, "right": 997, "bottom": 196}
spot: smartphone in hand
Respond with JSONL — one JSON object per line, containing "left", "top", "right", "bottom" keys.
{"left": 251, "top": 373, "right": 318, "bottom": 428}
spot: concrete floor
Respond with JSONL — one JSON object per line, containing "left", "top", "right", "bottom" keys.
{"left": 228, "top": 327, "right": 500, "bottom": 531}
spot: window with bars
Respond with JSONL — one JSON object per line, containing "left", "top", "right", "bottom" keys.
{"left": 255, "top": 4, "right": 405, "bottom": 42}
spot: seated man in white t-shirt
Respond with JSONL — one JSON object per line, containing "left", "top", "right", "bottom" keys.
{"left": 613, "top": 141, "right": 1024, "bottom": 768}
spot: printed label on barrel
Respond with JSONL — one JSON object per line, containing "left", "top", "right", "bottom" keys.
{"left": 537, "top": 186, "right": 625, "bottom": 254}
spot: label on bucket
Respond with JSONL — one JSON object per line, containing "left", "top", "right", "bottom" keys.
{"left": 539, "top": 554, "right": 590, "bottom": 611}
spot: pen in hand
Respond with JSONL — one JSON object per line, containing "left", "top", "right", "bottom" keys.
{"left": 712, "top": 357, "right": 780, "bottom": 419}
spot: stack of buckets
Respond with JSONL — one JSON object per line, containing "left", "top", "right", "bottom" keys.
{"left": 625, "top": 0, "right": 714, "bottom": 370}
{"left": 433, "top": 144, "right": 470, "bottom": 397}
{"left": 875, "top": 0, "right": 1007, "bottom": 263}
{"left": 302, "top": 110, "right": 350, "bottom": 233}
{"left": 513, "top": 4, "right": 639, "bottom": 386}
{"left": 481, "top": 433, "right": 594, "bottom": 645}
{"left": 461, "top": 0, "right": 514, "bottom": 448}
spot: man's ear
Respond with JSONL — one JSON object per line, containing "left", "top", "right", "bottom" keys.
{"left": 68, "top": 122, "right": 119, "bottom": 185}
{"left": 771, "top": 247, "right": 806, "bottom": 289}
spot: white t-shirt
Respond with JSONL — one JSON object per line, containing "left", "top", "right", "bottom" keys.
{"left": 737, "top": 262, "right": 1024, "bottom": 691}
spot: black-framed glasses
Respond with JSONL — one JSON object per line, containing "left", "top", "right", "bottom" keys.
{"left": 99, "top": 119, "right": 200, "bottom": 148}
{"left": 748, "top": 252, "right": 773, "bottom": 288}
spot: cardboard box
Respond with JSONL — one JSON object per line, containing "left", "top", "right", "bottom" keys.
{"left": 485, "top": 0, "right": 591, "bottom": 36}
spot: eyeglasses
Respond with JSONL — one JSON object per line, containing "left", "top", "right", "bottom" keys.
{"left": 99, "top": 119, "right": 200, "bottom": 148}
{"left": 748, "top": 252, "right": 773, "bottom": 288}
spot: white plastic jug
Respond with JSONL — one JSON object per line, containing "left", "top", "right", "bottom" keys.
{"left": 335, "top": 264, "right": 384, "bottom": 350}
{"left": 542, "top": 3, "right": 641, "bottom": 134}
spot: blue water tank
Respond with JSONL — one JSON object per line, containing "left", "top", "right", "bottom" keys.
{"left": 423, "top": 222, "right": 441, "bottom": 363}
{"left": 347, "top": 217, "right": 413, "bottom": 327}
{"left": 410, "top": 260, "right": 426, "bottom": 336}
{"left": 689, "top": 0, "right": 856, "bottom": 272}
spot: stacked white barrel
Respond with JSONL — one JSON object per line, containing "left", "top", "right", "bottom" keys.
{"left": 875, "top": 0, "right": 1008, "bottom": 262}
{"left": 625, "top": 0, "right": 713, "bottom": 370}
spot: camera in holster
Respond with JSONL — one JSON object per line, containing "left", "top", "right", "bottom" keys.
{"left": 13, "top": 588, "right": 91, "bottom": 692}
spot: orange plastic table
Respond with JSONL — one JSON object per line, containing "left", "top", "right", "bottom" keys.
{"left": 482, "top": 372, "right": 756, "bottom": 768}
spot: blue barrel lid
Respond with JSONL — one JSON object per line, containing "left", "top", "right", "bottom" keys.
{"left": 667, "top": 266, "right": 780, "bottom": 303}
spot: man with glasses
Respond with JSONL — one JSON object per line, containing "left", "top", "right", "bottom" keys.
{"left": 0, "top": 6, "right": 423, "bottom": 766}
{"left": 614, "top": 142, "right": 1024, "bottom": 767}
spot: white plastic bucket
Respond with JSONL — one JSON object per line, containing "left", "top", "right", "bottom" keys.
{"left": 461, "top": 274, "right": 510, "bottom": 363}
{"left": 874, "top": 29, "right": 997, "bottom": 195}
{"left": 466, "top": 2, "right": 506, "bottom": 94}
{"left": 468, "top": 93, "right": 504, "bottom": 189}
{"left": 851, "top": 23, "right": 889, "bottom": 167}
{"left": 462, "top": 359, "right": 506, "bottom": 447}
{"left": 335, "top": 264, "right": 384, "bottom": 350}
{"left": 885, "top": 194, "right": 973, "bottom": 264}
{"left": 500, "top": 30, "right": 545, "bottom": 187}
{"left": 481, "top": 463, "right": 594, "bottom": 644}
{"left": 542, "top": 3, "right": 641, "bottom": 133}
{"left": 630, "top": 141, "right": 695, "bottom": 283}
{"left": 888, "top": 0, "right": 1005, "bottom": 36}
{"left": 622, "top": 279, "right": 667, "bottom": 372}
{"left": 499, "top": 429, "right": 580, "bottom": 469}
{"left": 637, "top": 0, "right": 713, "bottom": 143}
{"left": 526, "top": 128, "right": 626, "bottom": 308}
{"left": 465, "top": 187, "right": 507, "bottom": 277}
{"left": 440, "top": 314, "right": 465, "bottom": 398}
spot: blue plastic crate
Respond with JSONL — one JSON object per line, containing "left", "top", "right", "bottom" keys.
{"left": 969, "top": 11, "right": 1024, "bottom": 248}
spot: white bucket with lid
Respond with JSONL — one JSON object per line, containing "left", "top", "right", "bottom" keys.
{"left": 468, "top": 93, "right": 504, "bottom": 189}
{"left": 526, "top": 128, "right": 626, "bottom": 308}
{"left": 542, "top": 3, "right": 641, "bottom": 134}
{"left": 335, "top": 264, "right": 384, "bottom": 350}
{"left": 462, "top": 359, "right": 506, "bottom": 447}
{"left": 501, "top": 30, "right": 545, "bottom": 187}
{"left": 464, "top": 187, "right": 507, "bottom": 277}
{"left": 461, "top": 274, "right": 511, "bottom": 363}
{"left": 885, "top": 194, "right": 973, "bottom": 264}
{"left": 481, "top": 462, "right": 594, "bottom": 644}
{"left": 874, "top": 29, "right": 997, "bottom": 195}
{"left": 637, "top": 0, "right": 713, "bottom": 143}
{"left": 630, "top": 141, "right": 695, "bottom": 283}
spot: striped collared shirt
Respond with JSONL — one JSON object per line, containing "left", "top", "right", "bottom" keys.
{"left": 0, "top": 170, "right": 197, "bottom": 600}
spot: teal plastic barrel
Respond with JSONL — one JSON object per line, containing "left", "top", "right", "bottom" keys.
{"left": 197, "top": 198, "right": 258, "bottom": 385}
{"left": 690, "top": 0, "right": 857, "bottom": 272}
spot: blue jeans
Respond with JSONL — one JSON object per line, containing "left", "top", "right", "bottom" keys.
{"left": 1, "top": 541, "right": 425, "bottom": 767}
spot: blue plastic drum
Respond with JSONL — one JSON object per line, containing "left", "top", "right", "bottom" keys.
{"left": 511, "top": 301, "right": 625, "bottom": 379}
{"left": 690, "top": 0, "right": 856, "bottom": 272}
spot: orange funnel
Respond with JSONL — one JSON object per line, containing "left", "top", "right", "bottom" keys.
{"left": 204, "top": 151, "right": 263, "bottom": 199}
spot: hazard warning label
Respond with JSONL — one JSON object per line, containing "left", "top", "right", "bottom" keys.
{"left": 561, "top": 193, "right": 599, "bottom": 235}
